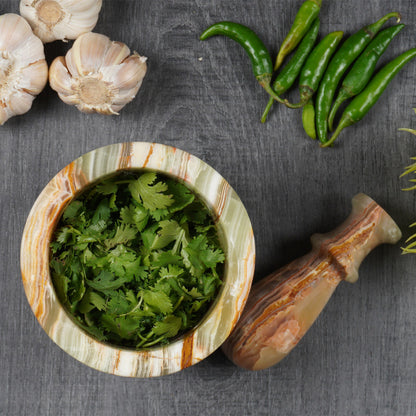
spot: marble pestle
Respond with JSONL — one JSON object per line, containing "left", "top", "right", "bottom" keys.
{"left": 222, "top": 193, "right": 402, "bottom": 371}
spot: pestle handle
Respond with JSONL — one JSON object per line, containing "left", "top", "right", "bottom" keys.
{"left": 222, "top": 194, "right": 401, "bottom": 371}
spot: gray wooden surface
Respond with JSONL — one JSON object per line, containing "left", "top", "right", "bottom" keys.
{"left": 1, "top": 0, "right": 416, "bottom": 415}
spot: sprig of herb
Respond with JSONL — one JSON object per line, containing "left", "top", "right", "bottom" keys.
{"left": 400, "top": 108, "right": 416, "bottom": 254}
{"left": 50, "top": 171, "right": 224, "bottom": 348}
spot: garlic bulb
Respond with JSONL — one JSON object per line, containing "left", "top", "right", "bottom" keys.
{"left": 49, "top": 32, "right": 147, "bottom": 115}
{"left": 0, "top": 13, "right": 48, "bottom": 125}
{"left": 20, "top": 0, "right": 102, "bottom": 43}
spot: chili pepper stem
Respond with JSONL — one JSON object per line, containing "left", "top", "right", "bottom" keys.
{"left": 258, "top": 76, "right": 288, "bottom": 105}
{"left": 369, "top": 12, "right": 402, "bottom": 35}
{"left": 284, "top": 100, "right": 307, "bottom": 109}
{"left": 263, "top": 94, "right": 310, "bottom": 113}
{"left": 399, "top": 128, "right": 416, "bottom": 136}
{"left": 261, "top": 97, "right": 275, "bottom": 123}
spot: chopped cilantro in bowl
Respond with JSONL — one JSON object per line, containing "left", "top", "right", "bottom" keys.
{"left": 49, "top": 170, "right": 225, "bottom": 349}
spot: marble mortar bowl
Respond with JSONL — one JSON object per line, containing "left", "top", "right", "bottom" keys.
{"left": 20, "top": 142, "right": 255, "bottom": 377}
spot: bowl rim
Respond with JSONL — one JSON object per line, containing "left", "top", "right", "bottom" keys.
{"left": 20, "top": 142, "right": 255, "bottom": 377}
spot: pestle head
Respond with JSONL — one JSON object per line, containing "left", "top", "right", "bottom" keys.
{"left": 311, "top": 193, "right": 402, "bottom": 283}
{"left": 351, "top": 193, "right": 402, "bottom": 245}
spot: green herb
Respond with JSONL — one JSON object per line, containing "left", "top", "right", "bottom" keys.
{"left": 50, "top": 171, "right": 224, "bottom": 349}
{"left": 400, "top": 109, "right": 416, "bottom": 254}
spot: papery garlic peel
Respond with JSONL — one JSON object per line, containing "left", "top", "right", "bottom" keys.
{"left": 0, "top": 13, "right": 48, "bottom": 125}
{"left": 49, "top": 32, "right": 147, "bottom": 115}
{"left": 20, "top": 0, "right": 102, "bottom": 43}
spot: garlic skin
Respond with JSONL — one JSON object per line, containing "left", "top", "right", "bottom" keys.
{"left": 49, "top": 32, "right": 147, "bottom": 115}
{"left": 0, "top": 13, "right": 48, "bottom": 125}
{"left": 20, "top": 0, "right": 102, "bottom": 43}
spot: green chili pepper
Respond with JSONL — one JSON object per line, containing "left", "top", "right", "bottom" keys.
{"left": 285, "top": 30, "right": 344, "bottom": 109}
{"left": 261, "top": 18, "right": 320, "bottom": 123}
{"left": 200, "top": 21, "right": 286, "bottom": 104}
{"left": 322, "top": 48, "right": 416, "bottom": 148}
{"left": 315, "top": 12, "right": 401, "bottom": 143}
{"left": 274, "top": 0, "right": 322, "bottom": 71}
{"left": 328, "top": 24, "right": 405, "bottom": 131}
{"left": 302, "top": 100, "right": 317, "bottom": 140}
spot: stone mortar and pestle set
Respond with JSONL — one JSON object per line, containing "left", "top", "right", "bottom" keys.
{"left": 21, "top": 143, "right": 402, "bottom": 377}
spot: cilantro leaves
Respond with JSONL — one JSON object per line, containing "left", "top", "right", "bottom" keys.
{"left": 50, "top": 171, "right": 224, "bottom": 349}
{"left": 128, "top": 172, "right": 174, "bottom": 211}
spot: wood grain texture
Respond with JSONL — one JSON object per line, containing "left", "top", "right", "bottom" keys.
{"left": 1, "top": 0, "right": 416, "bottom": 414}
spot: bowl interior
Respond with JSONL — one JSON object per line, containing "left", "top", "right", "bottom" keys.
{"left": 48, "top": 167, "right": 228, "bottom": 349}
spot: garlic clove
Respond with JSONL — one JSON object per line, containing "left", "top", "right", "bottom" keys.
{"left": 0, "top": 13, "right": 33, "bottom": 51}
{"left": 20, "top": 0, "right": 103, "bottom": 43}
{"left": 0, "top": 13, "right": 48, "bottom": 125}
{"left": 111, "top": 91, "right": 139, "bottom": 109}
{"left": 11, "top": 29, "right": 49, "bottom": 69}
{"left": 102, "top": 42, "right": 131, "bottom": 67}
{"left": 0, "top": 91, "right": 35, "bottom": 125}
{"left": 55, "top": 16, "right": 98, "bottom": 42}
{"left": 63, "top": 48, "right": 79, "bottom": 77}
{"left": 0, "top": 108, "right": 8, "bottom": 126}
{"left": 70, "top": 31, "right": 111, "bottom": 76}
{"left": 107, "top": 104, "right": 125, "bottom": 114}
{"left": 49, "top": 32, "right": 147, "bottom": 115}
{"left": 49, "top": 56, "right": 73, "bottom": 95}
{"left": 19, "top": 61, "right": 49, "bottom": 94}
{"left": 58, "top": 0, "right": 101, "bottom": 13}
{"left": 101, "top": 54, "right": 148, "bottom": 91}
{"left": 7, "top": 90, "right": 35, "bottom": 116}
